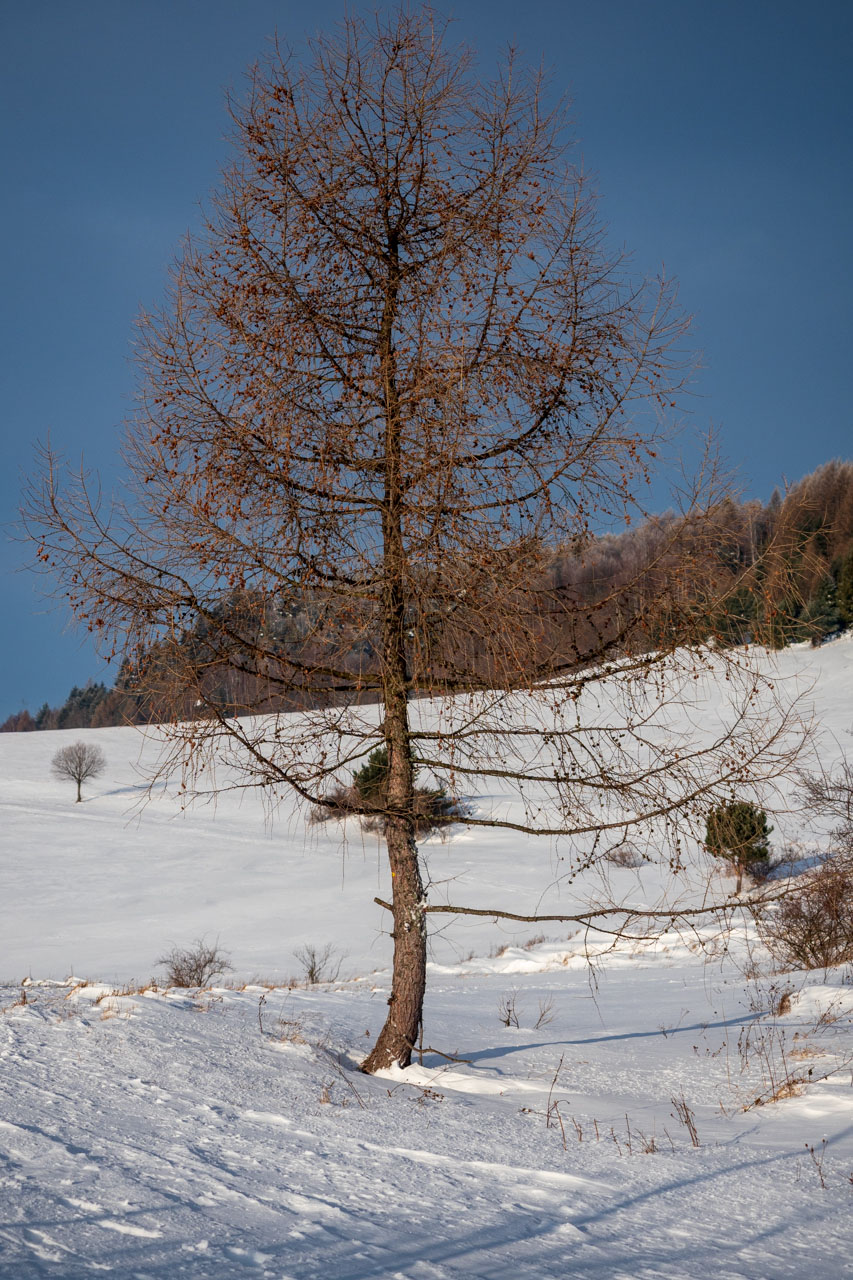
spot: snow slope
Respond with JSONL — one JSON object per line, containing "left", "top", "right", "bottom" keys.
{"left": 1, "top": 637, "right": 853, "bottom": 1278}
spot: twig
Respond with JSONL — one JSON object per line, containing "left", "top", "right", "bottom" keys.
{"left": 316, "top": 1047, "right": 367, "bottom": 1110}
{"left": 420, "top": 1045, "right": 473, "bottom": 1065}
{"left": 545, "top": 1053, "right": 566, "bottom": 1146}
{"left": 806, "top": 1140, "right": 828, "bottom": 1190}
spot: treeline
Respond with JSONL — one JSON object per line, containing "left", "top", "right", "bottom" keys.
{"left": 548, "top": 458, "right": 853, "bottom": 652}
{"left": 5, "top": 459, "right": 853, "bottom": 733}
{"left": 1, "top": 665, "right": 156, "bottom": 733}
{"left": 709, "top": 459, "right": 853, "bottom": 646}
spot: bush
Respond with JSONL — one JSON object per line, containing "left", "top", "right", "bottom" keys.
{"left": 604, "top": 842, "right": 645, "bottom": 868}
{"left": 314, "top": 745, "right": 459, "bottom": 836}
{"left": 757, "top": 861, "right": 853, "bottom": 970}
{"left": 157, "top": 939, "right": 231, "bottom": 987}
{"left": 294, "top": 943, "right": 342, "bottom": 984}
{"left": 705, "top": 800, "right": 772, "bottom": 892}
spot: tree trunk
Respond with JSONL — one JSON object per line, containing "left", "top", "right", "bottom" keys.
{"left": 76, "top": 778, "right": 82, "bottom": 802}
{"left": 361, "top": 809, "right": 426, "bottom": 1073}
{"left": 361, "top": 227, "right": 427, "bottom": 1074}
{"left": 361, "top": 541, "right": 424, "bottom": 1073}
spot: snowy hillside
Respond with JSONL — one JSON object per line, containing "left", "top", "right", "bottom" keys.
{"left": 2, "top": 637, "right": 853, "bottom": 1277}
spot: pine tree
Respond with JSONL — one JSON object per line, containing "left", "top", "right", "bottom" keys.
{"left": 705, "top": 801, "right": 772, "bottom": 893}
{"left": 801, "top": 575, "right": 842, "bottom": 644}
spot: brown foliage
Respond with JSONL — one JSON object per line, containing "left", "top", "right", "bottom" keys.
{"left": 1, "top": 709, "right": 36, "bottom": 732}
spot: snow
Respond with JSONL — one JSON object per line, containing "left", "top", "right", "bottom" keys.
{"left": 2, "top": 637, "right": 853, "bottom": 1277}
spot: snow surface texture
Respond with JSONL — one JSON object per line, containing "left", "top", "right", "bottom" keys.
{"left": 2, "top": 637, "right": 853, "bottom": 1278}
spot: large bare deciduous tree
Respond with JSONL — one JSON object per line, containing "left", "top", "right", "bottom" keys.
{"left": 26, "top": 9, "right": 804, "bottom": 1072}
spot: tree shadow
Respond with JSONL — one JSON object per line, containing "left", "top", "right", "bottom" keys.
{"left": 422, "top": 1009, "right": 763, "bottom": 1068}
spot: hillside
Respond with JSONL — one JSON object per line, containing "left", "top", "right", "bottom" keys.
{"left": 1, "top": 637, "right": 853, "bottom": 1277}
{"left": 8, "top": 459, "right": 853, "bottom": 735}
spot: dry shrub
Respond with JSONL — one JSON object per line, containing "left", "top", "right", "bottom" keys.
{"left": 157, "top": 939, "right": 231, "bottom": 988}
{"left": 309, "top": 782, "right": 359, "bottom": 825}
{"left": 498, "top": 990, "right": 520, "bottom": 1027}
{"left": 757, "top": 861, "right": 853, "bottom": 970}
{"left": 604, "top": 843, "right": 645, "bottom": 868}
{"left": 533, "top": 997, "right": 555, "bottom": 1029}
{"left": 521, "top": 934, "right": 546, "bottom": 951}
{"left": 670, "top": 1094, "right": 700, "bottom": 1147}
{"left": 276, "top": 1015, "right": 308, "bottom": 1044}
{"left": 294, "top": 943, "right": 342, "bottom": 985}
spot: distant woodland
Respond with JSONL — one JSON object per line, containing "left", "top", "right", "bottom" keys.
{"left": 6, "top": 459, "right": 853, "bottom": 734}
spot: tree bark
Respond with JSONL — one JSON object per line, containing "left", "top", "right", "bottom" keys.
{"left": 362, "top": 532, "right": 424, "bottom": 1072}
{"left": 361, "top": 227, "right": 427, "bottom": 1073}
{"left": 361, "top": 808, "right": 426, "bottom": 1072}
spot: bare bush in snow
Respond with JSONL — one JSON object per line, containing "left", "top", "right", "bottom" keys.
{"left": 158, "top": 939, "right": 231, "bottom": 988}
{"left": 757, "top": 862, "right": 853, "bottom": 971}
{"left": 295, "top": 944, "right": 343, "bottom": 985}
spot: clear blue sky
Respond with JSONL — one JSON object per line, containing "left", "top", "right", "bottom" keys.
{"left": 2, "top": 0, "right": 851, "bottom": 719}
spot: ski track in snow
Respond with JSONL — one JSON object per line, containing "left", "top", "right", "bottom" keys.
{"left": 1, "top": 638, "right": 853, "bottom": 1277}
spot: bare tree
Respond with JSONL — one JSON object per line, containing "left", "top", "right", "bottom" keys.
{"left": 26, "top": 10, "right": 805, "bottom": 1071}
{"left": 51, "top": 741, "right": 106, "bottom": 803}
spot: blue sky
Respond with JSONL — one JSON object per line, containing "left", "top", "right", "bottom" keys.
{"left": 1, "top": 0, "right": 851, "bottom": 718}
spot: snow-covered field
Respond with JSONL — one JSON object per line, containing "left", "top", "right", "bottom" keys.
{"left": 2, "top": 638, "right": 853, "bottom": 1278}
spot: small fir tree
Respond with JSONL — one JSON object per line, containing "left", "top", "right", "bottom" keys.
{"left": 705, "top": 801, "right": 772, "bottom": 893}
{"left": 352, "top": 746, "right": 453, "bottom": 836}
{"left": 353, "top": 747, "right": 391, "bottom": 804}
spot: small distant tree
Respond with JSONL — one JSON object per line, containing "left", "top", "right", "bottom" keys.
{"left": 51, "top": 741, "right": 106, "bottom": 802}
{"left": 705, "top": 801, "right": 772, "bottom": 893}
